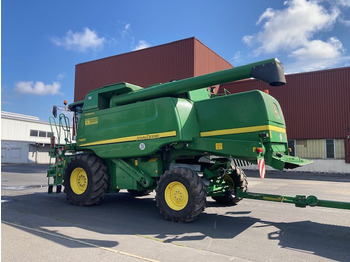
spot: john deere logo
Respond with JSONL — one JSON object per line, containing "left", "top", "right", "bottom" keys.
{"left": 273, "top": 104, "right": 280, "bottom": 119}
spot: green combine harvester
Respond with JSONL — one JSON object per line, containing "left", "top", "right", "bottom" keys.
{"left": 47, "top": 58, "right": 349, "bottom": 222}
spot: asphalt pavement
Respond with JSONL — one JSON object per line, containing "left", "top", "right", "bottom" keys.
{"left": 2, "top": 164, "right": 350, "bottom": 261}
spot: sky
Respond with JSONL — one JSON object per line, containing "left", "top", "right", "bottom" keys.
{"left": 2, "top": 0, "right": 350, "bottom": 121}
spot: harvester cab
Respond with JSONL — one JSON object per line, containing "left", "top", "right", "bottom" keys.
{"left": 47, "top": 58, "right": 349, "bottom": 222}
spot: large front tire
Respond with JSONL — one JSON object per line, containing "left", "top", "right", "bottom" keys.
{"left": 63, "top": 154, "right": 109, "bottom": 206}
{"left": 155, "top": 168, "right": 206, "bottom": 222}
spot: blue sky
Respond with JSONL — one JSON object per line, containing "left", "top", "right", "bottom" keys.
{"left": 2, "top": 0, "right": 350, "bottom": 121}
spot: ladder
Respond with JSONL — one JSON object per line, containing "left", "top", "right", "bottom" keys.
{"left": 47, "top": 113, "right": 72, "bottom": 193}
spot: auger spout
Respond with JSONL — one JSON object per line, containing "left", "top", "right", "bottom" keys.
{"left": 113, "top": 58, "right": 286, "bottom": 106}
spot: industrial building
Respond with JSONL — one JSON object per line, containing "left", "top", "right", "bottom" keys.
{"left": 1, "top": 111, "right": 54, "bottom": 163}
{"left": 2, "top": 37, "right": 349, "bottom": 172}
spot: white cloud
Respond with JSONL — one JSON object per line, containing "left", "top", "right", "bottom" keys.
{"left": 117, "top": 23, "right": 150, "bottom": 51}
{"left": 339, "top": 17, "right": 350, "bottom": 26}
{"left": 331, "top": 0, "right": 350, "bottom": 7}
{"left": 256, "top": 8, "right": 275, "bottom": 25}
{"left": 231, "top": 51, "right": 243, "bottom": 64}
{"left": 15, "top": 81, "right": 62, "bottom": 96}
{"left": 57, "top": 73, "right": 65, "bottom": 80}
{"left": 52, "top": 27, "right": 105, "bottom": 52}
{"left": 291, "top": 37, "right": 343, "bottom": 59}
{"left": 242, "top": 0, "right": 348, "bottom": 72}
{"left": 245, "top": 0, "right": 339, "bottom": 54}
{"left": 242, "top": 35, "right": 254, "bottom": 46}
{"left": 121, "top": 23, "right": 131, "bottom": 39}
{"left": 287, "top": 37, "right": 344, "bottom": 72}
{"left": 133, "top": 40, "right": 150, "bottom": 51}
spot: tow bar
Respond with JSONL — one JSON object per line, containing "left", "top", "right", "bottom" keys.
{"left": 236, "top": 188, "right": 350, "bottom": 210}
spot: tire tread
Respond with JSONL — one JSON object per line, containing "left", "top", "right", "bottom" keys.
{"left": 64, "top": 154, "right": 109, "bottom": 206}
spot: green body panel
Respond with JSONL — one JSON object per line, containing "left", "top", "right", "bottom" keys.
{"left": 187, "top": 88, "right": 211, "bottom": 101}
{"left": 84, "top": 82, "right": 144, "bottom": 111}
{"left": 195, "top": 90, "right": 285, "bottom": 133}
{"left": 191, "top": 90, "right": 290, "bottom": 168}
{"left": 76, "top": 97, "right": 199, "bottom": 158}
{"left": 106, "top": 157, "right": 162, "bottom": 192}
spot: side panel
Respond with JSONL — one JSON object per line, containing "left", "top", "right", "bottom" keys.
{"left": 106, "top": 157, "right": 163, "bottom": 191}
{"left": 76, "top": 97, "right": 199, "bottom": 158}
{"left": 195, "top": 90, "right": 285, "bottom": 133}
{"left": 191, "top": 90, "right": 288, "bottom": 162}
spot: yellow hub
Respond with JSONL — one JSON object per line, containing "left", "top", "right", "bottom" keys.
{"left": 224, "top": 174, "right": 235, "bottom": 190}
{"left": 70, "top": 167, "right": 88, "bottom": 195}
{"left": 165, "top": 182, "right": 188, "bottom": 211}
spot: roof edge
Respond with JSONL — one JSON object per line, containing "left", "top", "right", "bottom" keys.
{"left": 1, "top": 111, "right": 49, "bottom": 125}
{"left": 193, "top": 37, "right": 233, "bottom": 68}
{"left": 286, "top": 66, "right": 350, "bottom": 77}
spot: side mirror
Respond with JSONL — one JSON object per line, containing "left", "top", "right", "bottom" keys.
{"left": 52, "top": 106, "right": 57, "bottom": 118}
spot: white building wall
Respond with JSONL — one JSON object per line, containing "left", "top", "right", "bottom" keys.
{"left": 2, "top": 115, "right": 52, "bottom": 143}
{"left": 2, "top": 141, "right": 30, "bottom": 164}
{"left": 1, "top": 111, "right": 70, "bottom": 164}
{"left": 295, "top": 139, "right": 345, "bottom": 159}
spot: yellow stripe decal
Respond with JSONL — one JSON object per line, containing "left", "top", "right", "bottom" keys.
{"left": 200, "top": 125, "right": 285, "bottom": 137}
{"left": 80, "top": 131, "right": 177, "bottom": 147}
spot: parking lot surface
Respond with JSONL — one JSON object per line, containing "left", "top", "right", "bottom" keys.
{"left": 2, "top": 164, "right": 350, "bottom": 261}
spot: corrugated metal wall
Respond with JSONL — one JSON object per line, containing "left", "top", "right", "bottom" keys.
{"left": 74, "top": 38, "right": 197, "bottom": 101}
{"left": 194, "top": 39, "right": 232, "bottom": 76}
{"left": 219, "top": 67, "right": 350, "bottom": 163}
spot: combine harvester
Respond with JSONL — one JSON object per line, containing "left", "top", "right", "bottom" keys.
{"left": 47, "top": 58, "right": 350, "bottom": 222}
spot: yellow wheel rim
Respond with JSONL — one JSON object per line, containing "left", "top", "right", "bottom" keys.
{"left": 164, "top": 182, "right": 188, "bottom": 211}
{"left": 70, "top": 167, "right": 88, "bottom": 195}
{"left": 224, "top": 174, "right": 234, "bottom": 190}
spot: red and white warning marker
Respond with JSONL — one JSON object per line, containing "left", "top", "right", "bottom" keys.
{"left": 258, "top": 158, "right": 266, "bottom": 179}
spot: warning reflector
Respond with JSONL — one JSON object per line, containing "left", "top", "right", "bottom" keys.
{"left": 258, "top": 158, "right": 266, "bottom": 179}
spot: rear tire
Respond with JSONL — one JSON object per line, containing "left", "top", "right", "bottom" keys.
{"left": 212, "top": 166, "right": 248, "bottom": 205}
{"left": 156, "top": 168, "right": 206, "bottom": 222}
{"left": 63, "top": 154, "right": 109, "bottom": 206}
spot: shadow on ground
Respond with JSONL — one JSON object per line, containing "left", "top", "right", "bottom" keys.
{"left": 2, "top": 190, "right": 350, "bottom": 261}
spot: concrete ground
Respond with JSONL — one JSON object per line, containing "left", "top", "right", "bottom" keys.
{"left": 2, "top": 164, "right": 350, "bottom": 261}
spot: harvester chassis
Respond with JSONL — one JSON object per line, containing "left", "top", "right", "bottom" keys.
{"left": 47, "top": 58, "right": 350, "bottom": 222}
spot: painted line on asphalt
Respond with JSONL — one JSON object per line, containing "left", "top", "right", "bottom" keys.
{"left": 2, "top": 220, "right": 159, "bottom": 262}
